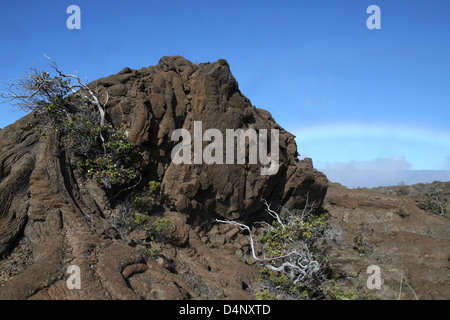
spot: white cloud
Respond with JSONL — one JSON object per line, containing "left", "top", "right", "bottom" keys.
{"left": 322, "top": 155, "right": 412, "bottom": 172}
{"left": 317, "top": 156, "right": 450, "bottom": 188}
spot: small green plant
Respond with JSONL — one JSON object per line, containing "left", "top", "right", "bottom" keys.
{"left": 254, "top": 289, "right": 276, "bottom": 300}
{"left": 127, "top": 211, "right": 150, "bottom": 225}
{"left": 259, "top": 267, "right": 290, "bottom": 288}
{"left": 146, "top": 217, "right": 175, "bottom": 242}
{"left": 136, "top": 245, "right": 160, "bottom": 259}
{"left": 417, "top": 229, "right": 433, "bottom": 237}
{"left": 130, "top": 181, "right": 161, "bottom": 213}
{"left": 125, "top": 182, "right": 160, "bottom": 224}
{"left": 128, "top": 215, "right": 175, "bottom": 260}
{"left": 257, "top": 267, "right": 311, "bottom": 300}
{"left": 322, "top": 280, "right": 357, "bottom": 300}
{"left": 396, "top": 201, "right": 411, "bottom": 218}
{"left": 353, "top": 234, "right": 367, "bottom": 255}
{"left": 322, "top": 279, "right": 380, "bottom": 300}
{"left": 122, "top": 181, "right": 175, "bottom": 257}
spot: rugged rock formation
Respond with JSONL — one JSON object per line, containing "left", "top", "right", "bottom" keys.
{"left": 2, "top": 55, "right": 448, "bottom": 300}
{"left": 97, "top": 56, "right": 328, "bottom": 221}
{"left": 0, "top": 56, "right": 327, "bottom": 299}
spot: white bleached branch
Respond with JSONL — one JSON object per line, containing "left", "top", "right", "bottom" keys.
{"left": 213, "top": 196, "right": 324, "bottom": 288}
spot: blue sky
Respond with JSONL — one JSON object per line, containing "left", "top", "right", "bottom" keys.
{"left": 1, "top": 0, "right": 449, "bottom": 187}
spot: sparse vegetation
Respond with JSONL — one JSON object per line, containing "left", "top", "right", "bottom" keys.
{"left": 129, "top": 181, "right": 161, "bottom": 213}
{"left": 121, "top": 181, "right": 169, "bottom": 237}
{"left": 378, "top": 182, "right": 448, "bottom": 217}
{"left": 417, "top": 229, "right": 433, "bottom": 237}
{"left": 254, "top": 289, "right": 276, "bottom": 300}
{"left": 215, "top": 196, "right": 334, "bottom": 300}
{"left": 321, "top": 279, "right": 381, "bottom": 300}
{"left": 0, "top": 56, "right": 140, "bottom": 194}
{"left": 396, "top": 201, "right": 411, "bottom": 218}
{"left": 109, "top": 181, "right": 175, "bottom": 260}
{"left": 136, "top": 244, "right": 160, "bottom": 259}
{"left": 416, "top": 185, "right": 447, "bottom": 216}
{"left": 353, "top": 234, "right": 368, "bottom": 255}
{"left": 396, "top": 181, "right": 411, "bottom": 196}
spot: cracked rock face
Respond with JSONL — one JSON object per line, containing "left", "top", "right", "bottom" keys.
{"left": 0, "top": 56, "right": 327, "bottom": 300}
{"left": 97, "top": 55, "right": 328, "bottom": 222}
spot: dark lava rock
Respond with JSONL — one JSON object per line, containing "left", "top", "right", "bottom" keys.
{"left": 0, "top": 56, "right": 327, "bottom": 299}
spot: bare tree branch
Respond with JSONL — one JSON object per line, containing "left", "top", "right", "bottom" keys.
{"left": 260, "top": 197, "right": 285, "bottom": 229}
{"left": 213, "top": 196, "right": 325, "bottom": 292}
{"left": 0, "top": 55, "right": 139, "bottom": 191}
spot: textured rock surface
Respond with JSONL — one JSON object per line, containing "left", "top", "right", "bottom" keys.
{"left": 93, "top": 55, "right": 328, "bottom": 222}
{"left": 0, "top": 56, "right": 327, "bottom": 300}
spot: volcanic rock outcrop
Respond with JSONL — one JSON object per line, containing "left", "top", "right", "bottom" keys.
{"left": 0, "top": 56, "right": 328, "bottom": 299}
{"left": 100, "top": 56, "right": 328, "bottom": 221}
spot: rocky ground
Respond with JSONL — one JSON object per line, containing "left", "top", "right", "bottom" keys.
{"left": 1, "top": 179, "right": 447, "bottom": 300}
{"left": 324, "top": 181, "right": 450, "bottom": 300}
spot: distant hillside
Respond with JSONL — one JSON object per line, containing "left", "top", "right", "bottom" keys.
{"left": 321, "top": 169, "right": 450, "bottom": 188}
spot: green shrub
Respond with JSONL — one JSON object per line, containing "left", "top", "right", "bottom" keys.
{"left": 396, "top": 201, "right": 411, "bottom": 218}
{"left": 396, "top": 181, "right": 411, "bottom": 196}
{"left": 120, "top": 181, "right": 174, "bottom": 258}
{"left": 254, "top": 289, "right": 276, "bottom": 300}
{"left": 417, "top": 229, "right": 433, "bottom": 237}
{"left": 125, "top": 181, "right": 162, "bottom": 229}
{"left": 253, "top": 208, "right": 330, "bottom": 300}
{"left": 353, "top": 234, "right": 367, "bottom": 255}
{"left": 136, "top": 245, "right": 160, "bottom": 259}
{"left": 416, "top": 186, "right": 447, "bottom": 216}
{"left": 145, "top": 217, "right": 175, "bottom": 242}
{"left": 130, "top": 181, "right": 161, "bottom": 213}
{"left": 321, "top": 279, "right": 380, "bottom": 300}
{"left": 1, "top": 61, "right": 140, "bottom": 192}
